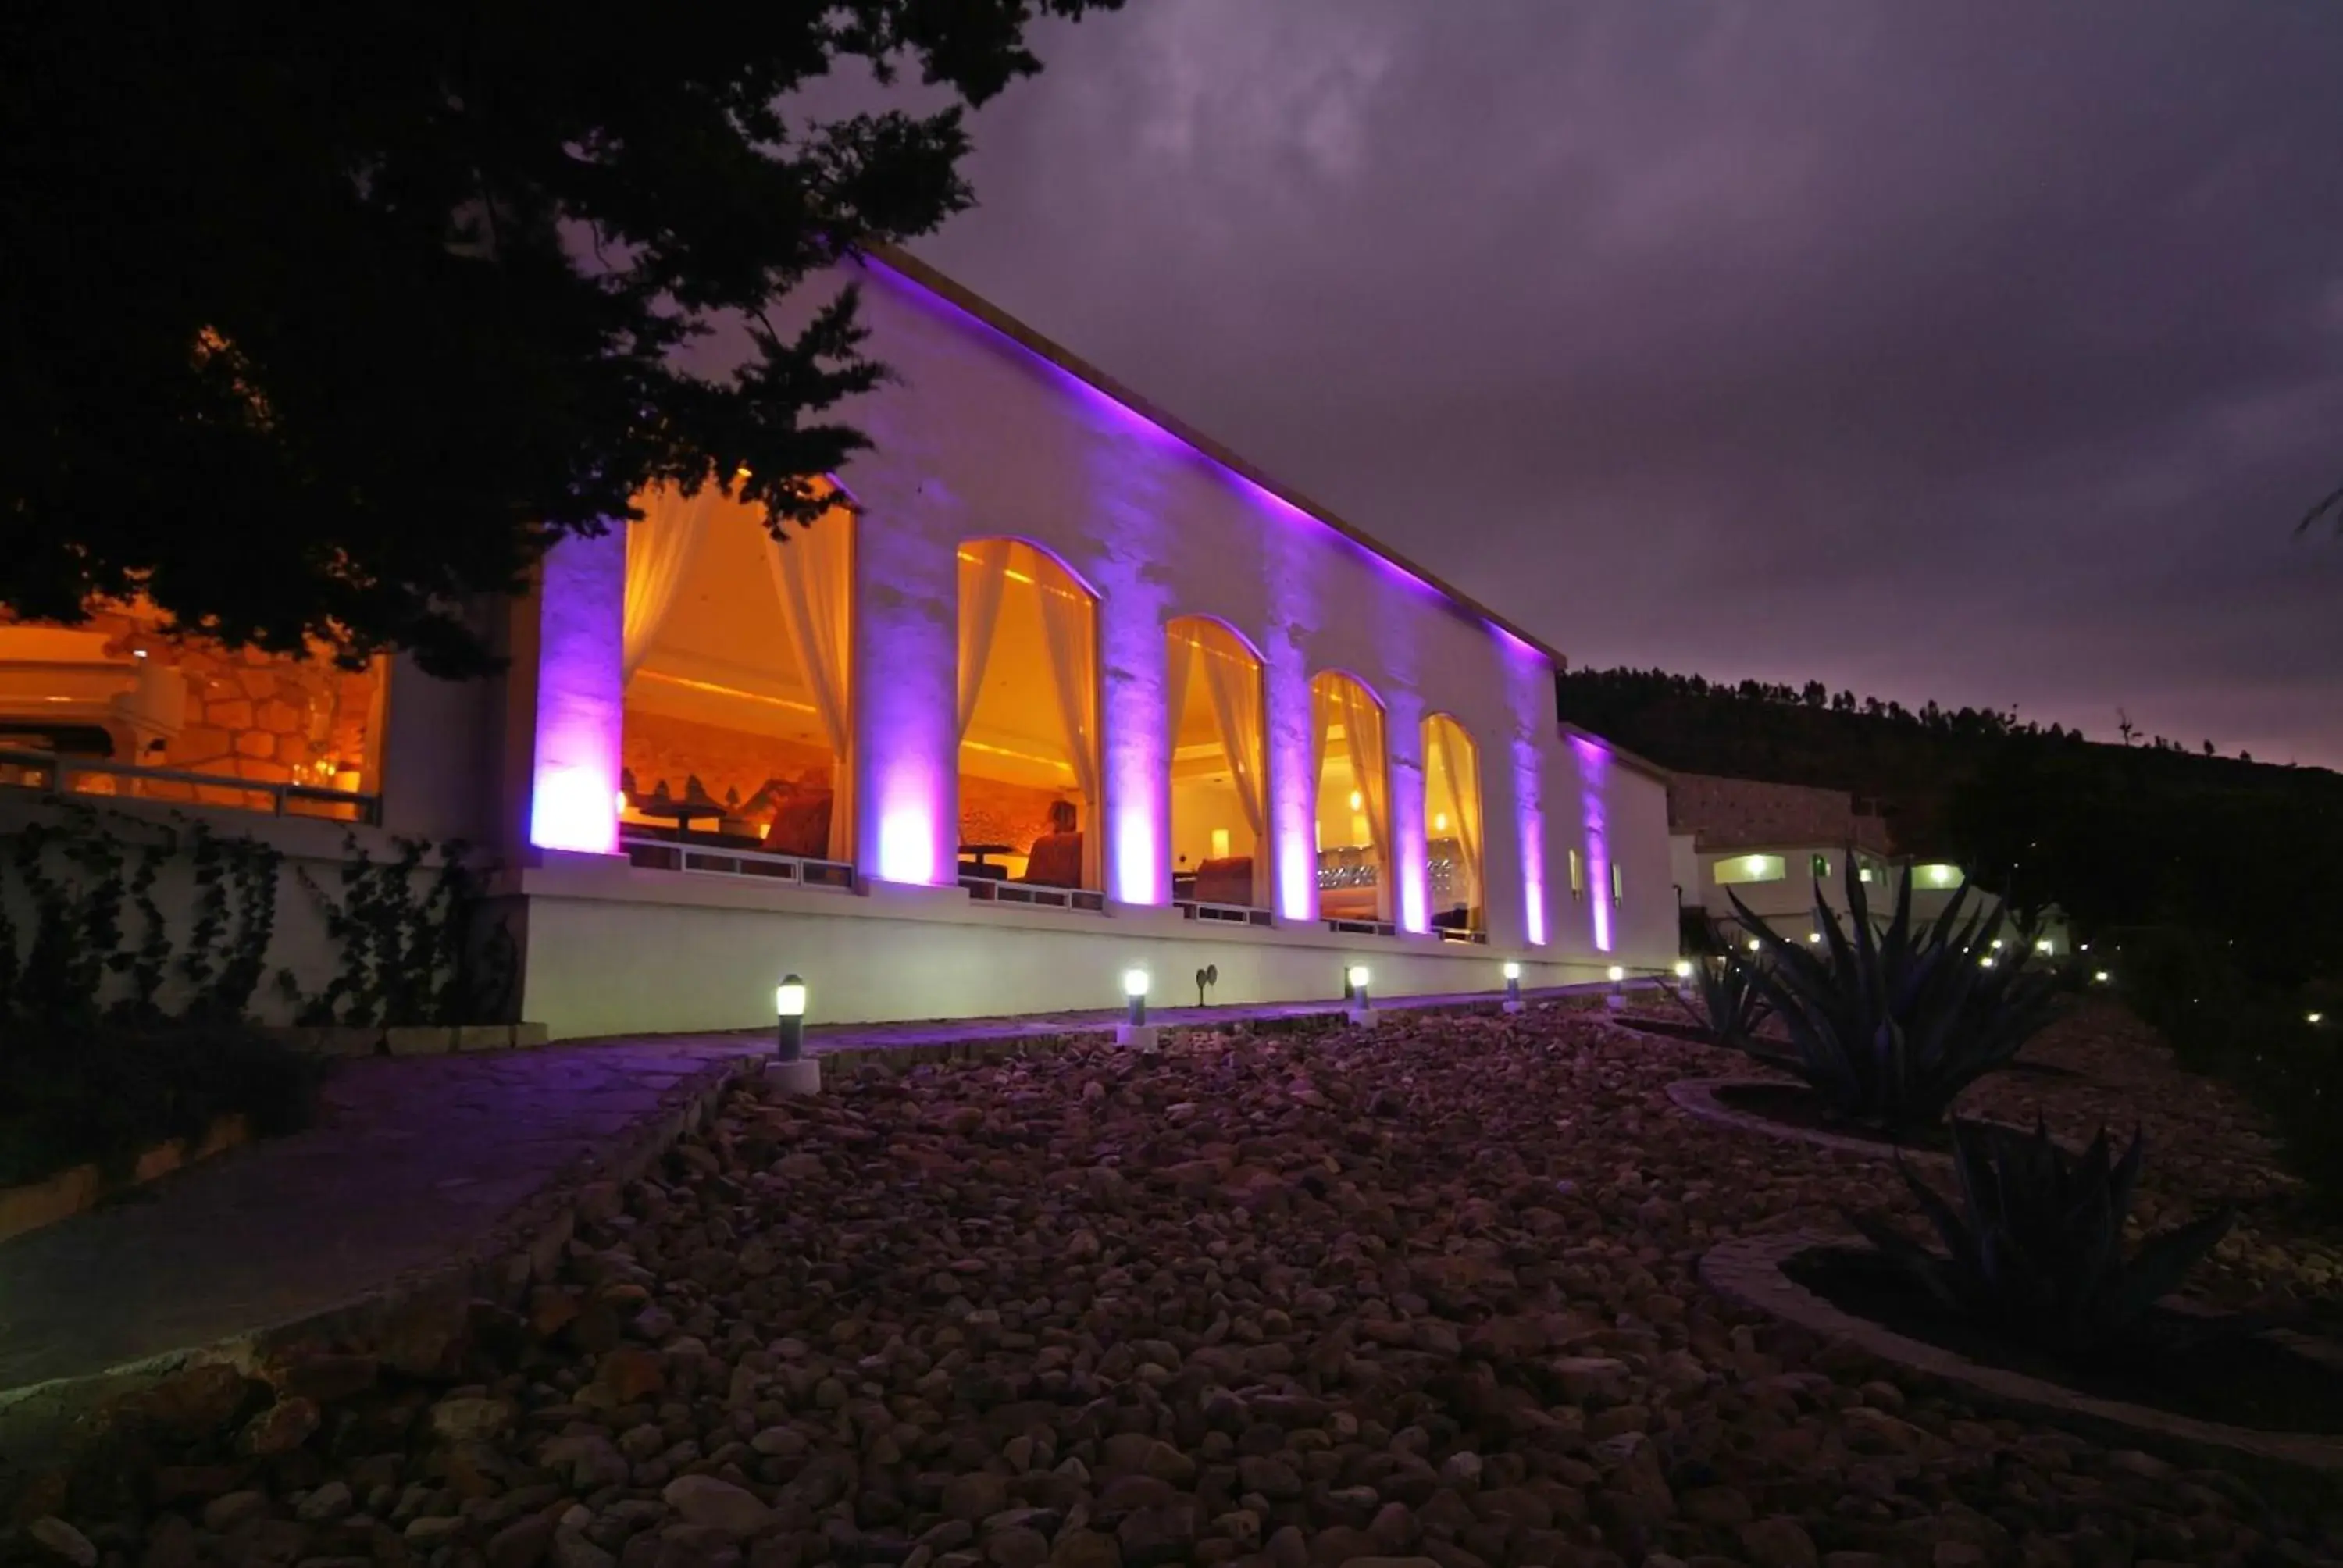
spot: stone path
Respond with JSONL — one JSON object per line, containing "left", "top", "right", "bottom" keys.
{"left": 0, "top": 982, "right": 1595, "bottom": 1405}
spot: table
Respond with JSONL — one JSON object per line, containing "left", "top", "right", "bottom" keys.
{"left": 958, "top": 842, "right": 1015, "bottom": 881}
{"left": 633, "top": 799, "right": 726, "bottom": 842}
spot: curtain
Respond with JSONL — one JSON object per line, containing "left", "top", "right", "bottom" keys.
{"left": 763, "top": 506, "right": 855, "bottom": 861}
{"left": 1036, "top": 569, "right": 1103, "bottom": 889}
{"left": 1163, "top": 628, "right": 1195, "bottom": 786}
{"left": 1201, "top": 640, "right": 1269, "bottom": 906}
{"left": 1335, "top": 682, "right": 1391, "bottom": 920}
{"left": 1430, "top": 718, "right": 1483, "bottom": 916}
{"left": 956, "top": 541, "right": 1013, "bottom": 742}
{"left": 622, "top": 486, "right": 719, "bottom": 681}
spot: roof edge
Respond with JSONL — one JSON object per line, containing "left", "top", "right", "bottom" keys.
{"left": 1557, "top": 722, "right": 1671, "bottom": 785}
{"left": 858, "top": 243, "right": 1570, "bottom": 671}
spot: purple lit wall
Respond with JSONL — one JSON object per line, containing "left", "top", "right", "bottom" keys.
{"left": 1506, "top": 650, "right": 1551, "bottom": 946}
{"left": 529, "top": 529, "right": 625, "bottom": 856}
{"left": 1088, "top": 458, "right": 1178, "bottom": 907}
{"left": 1260, "top": 525, "right": 1323, "bottom": 923}
{"left": 1386, "top": 694, "right": 1430, "bottom": 935}
{"left": 1570, "top": 732, "right": 1614, "bottom": 953}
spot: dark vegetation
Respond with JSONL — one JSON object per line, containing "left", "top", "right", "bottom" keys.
{"left": 0, "top": 3, "right": 1122, "bottom": 675}
{"left": 0, "top": 806, "right": 500, "bottom": 1187}
{"left": 1561, "top": 665, "right": 2343, "bottom": 1200}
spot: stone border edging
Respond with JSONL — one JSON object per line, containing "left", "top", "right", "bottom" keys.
{"left": 0, "top": 1116, "right": 251, "bottom": 1247}
{"left": 1667, "top": 1075, "right": 1958, "bottom": 1167}
{"left": 1701, "top": 1228, "right": 2343, "bottom": 1475}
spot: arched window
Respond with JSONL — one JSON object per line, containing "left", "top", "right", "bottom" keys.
{"left": 618, "top": 484, "right": 856, "bottom": 878}
{"left": 1164, "top": 617, "right": 1268, "bottom": 910}
{"left": 955, "top": 539, "right": 1102, "bottom": 899}
{"left": 1310, "top": 671, "right": 1390, "bottom": 926}
{"left": 1422, "top": 713, "right": 1485, "bottom": 938}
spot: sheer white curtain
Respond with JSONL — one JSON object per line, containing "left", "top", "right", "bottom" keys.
{"left": 1430, "top": 717, "right": 1483, "bottom": 916}
{"left": 956, "top": 541, "right": 1013, "bottom": 743}
{"left": 763, "top": 507, "right": 855, "bottom": 861}
{"left": 623, "top": 486, "right": 719, "bottom": 681}
{"left": 1335, "top": 682, "right": 1392, "bottom": 919}
{"left": 1163, "top": 629, "right": 1195, "bottom": 782}
{"left": 1037, "top": 573, "right": 1103, "bottom": 889}
{"left": 1201, "top": 640, "right": 1269, "bottom": 905}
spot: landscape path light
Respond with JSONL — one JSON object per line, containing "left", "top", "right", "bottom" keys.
{"left": 1605, "top": 963, "right": 1626, "bottom": 1010}
{"left": 1503, "top": 960, "right": 1524, "bottom": 1014}
{"left": 1346, "top": 964, "right": 1377, "bottom": 1026}
{"left": 1116, "top": 966, "right": 1160, "bottom": 1050}
{"left": 765, "top": 973, "right": 821, "bottom": 1096}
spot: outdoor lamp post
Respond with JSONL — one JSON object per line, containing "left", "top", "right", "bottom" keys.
{"left": 765, "top": 974, "right": 820, "bottom": 1096}
{"left": 1117, "top": 967, "right": 1158, "bottom": 1050}
{"left": 1346, "top": 964, "right": 1375, "bottom": 1025}
{"left": 1605, "top": 964, "right": 1626, "bottom": 1010}
{"left": 1503, "top": 960, "right": 1524, "bottom": 1014}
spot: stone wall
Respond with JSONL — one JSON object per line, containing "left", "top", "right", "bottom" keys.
{"left": 1667, "top": 771, "right": 1892, "bottom": 854}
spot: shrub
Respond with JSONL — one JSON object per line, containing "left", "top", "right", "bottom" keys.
{"left": 1682, "top": 941, "right": 1772, "bottom": 1049}
{"left": 0, "top": 1022, "right": 324, "bottom": 1187}
{"left": 1849, "top": 1117, "right": 2237, "bottom": 1364}
{"left": 1731, "top": 864, "right": 2058, "bottom": 1131}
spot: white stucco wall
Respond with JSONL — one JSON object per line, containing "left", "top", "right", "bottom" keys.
{"left": 503, "top": 253, "right": 1682, "bottom": 1035}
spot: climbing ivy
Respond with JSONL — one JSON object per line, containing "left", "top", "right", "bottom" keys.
{"left": 282, "top": 833, "right": 513, "bottom": 1027}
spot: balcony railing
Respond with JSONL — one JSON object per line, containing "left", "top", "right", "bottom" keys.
{"left": 621, "top": 832, "right": 854, "bottom": 889}
{"left": 0, "top": 746, "right": 379, "bottom": 824}
{"left": 961, "top": 875, "right": 1106, "bottom": 913}
{"left": 1176, "top": 898, "right": 1274, "bottom": 928}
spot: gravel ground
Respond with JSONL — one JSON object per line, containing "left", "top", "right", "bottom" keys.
{"left": 12, "top": 1000, "right": 2341, "bottom": 1568}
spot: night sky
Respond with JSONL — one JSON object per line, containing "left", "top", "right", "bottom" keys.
{"left": 887, "top": 1, "right": 2343, "bottom": 768}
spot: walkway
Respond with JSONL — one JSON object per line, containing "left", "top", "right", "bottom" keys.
{"left": 0, "top": 982, "right": 1607, "bottom": 1463}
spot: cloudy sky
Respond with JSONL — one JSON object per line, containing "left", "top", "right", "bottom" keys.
{"left": 896, "top": 0, "right": 2343, "bottom": 766}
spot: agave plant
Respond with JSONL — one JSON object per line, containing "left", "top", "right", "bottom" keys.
{"left": 1679, "top": 939, "right": 1773, "bottom": 1051}
{"left": 1730, "top": 862, "right": 2058, "bottom": 1131}
{"left": 1848, "top": 1118, "right": 2238, "bottom": 1363}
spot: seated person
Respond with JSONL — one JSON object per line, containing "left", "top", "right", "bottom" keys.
{"left": 1021, "top": 800, "right": 1084, "bottom": 888}
{"left": 1191, "top": 855, "right": 1255, "bottom": 907}
{"left": 761, "top": 789, "right": 833, "bottom": 860}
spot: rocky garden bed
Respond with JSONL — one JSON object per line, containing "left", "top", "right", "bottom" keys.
{"left": 9, "top": 1001, "right": 2341, "bottom": 1568}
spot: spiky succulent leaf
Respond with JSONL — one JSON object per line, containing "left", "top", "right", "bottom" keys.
{"left": 1856, "top": 1116, "right": 2245, "bottom": 1361}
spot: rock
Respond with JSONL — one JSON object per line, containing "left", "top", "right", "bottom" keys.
{"left": 663, "top": 1476, "right": 776, "bottom": 1537}
{"left": 943, "top": 1474, "right": 1014, "bottom": 1523}
{"left": 296, "top": 1482, "right": 355, "bottom": 1522}
{"left": 277, "top": 1354, "right": 380, "bottom": 1405}
{"left": 1049, "top": 1531, "right": 1122, "bottom": 1568}
{"left": 555, "top": 1528, "right": 619, "bottom": 1568}
{"left": 490, "top": 1514, "right": 559, "bottom": 1568}
{"left": 1681, "top": 1487, "right": 1752, "bottom": 1527}
{"left": 243, "top": 1396, "right": 322, "bottom": 1455}
{"left": 1740, "top": 1518, "right": 1820, "bottom": 1568}
{"left": 140, "top": 1514, "right": 200, "bottom": 1568}
{"left": 28, "top": 1518, "right": 97, "bottom": 1567}
{"left": 1332, "top": 1560, "right": 1440, "bottom": 1568}
{"left": 1548, "top": 1358, "right": 1630, "bottom": 1402}
{"left": 430, "top": 1395, "right": 515, "bottom": 1443}
{"left": 1236, "top": 1456, "right": 1303, "bottom": 1500}
{"left": 205, "top": 1491, "right": 273, "bottom": 1533}
{"left": 599, "top": 1347, "right": 666, "bottom": 1402}
{"left": 986, "top": 1529, "right": 1052, "bottom": 1568}
{"left": 407, "top": 1516, "right": 469, "bottom": 1547}
{"left": 1116, "top": 1502, "right": 1199, "bottom": 1568}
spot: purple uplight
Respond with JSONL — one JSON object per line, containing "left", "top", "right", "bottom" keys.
{"left": 1569, "top": 734, "right": 1614, "bottom": 953}
{"left": 529, "top": 531, "right": 625, "bottom": 857}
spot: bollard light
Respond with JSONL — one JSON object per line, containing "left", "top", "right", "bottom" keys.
{"left": 1673, "top": 959, "right": 1693, "bottom": 979}
{"left": 774, "top": 974, "right": 808, "bottom": 1062}
{"left": 1122, "top": 967, "right": 1150, "bottom": 1028}
{"left": 2035, "top": 939, "right": 2053, "bottom": 956}
{"left": 2310, "top": 1012, "right": 2326, "bottom": 1026}
{"left": 1503, "top": 960, "right": 1522, "bottom": 1010}
{"left": 2093, "top": 969, "right": 2111, "bottom": 984}
{"left": 1348, "top": 964, "right": 1371, "bottom": 1011}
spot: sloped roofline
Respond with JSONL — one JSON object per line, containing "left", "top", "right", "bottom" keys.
{"left": 861, "top": 244, "right": 1570, "bottom": 671}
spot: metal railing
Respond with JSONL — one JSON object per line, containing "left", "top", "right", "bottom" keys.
{"left": 961, "top": 875, "right": 1106, "bottom": 913}
{"left": 620, "top": 832, "right": 854, "bottom": 889}
{"left": 0, "top": 746, "right": 380, "bottom": 823}
{"left": 1177, "top": 898, "right": 1273, "bottom": 928}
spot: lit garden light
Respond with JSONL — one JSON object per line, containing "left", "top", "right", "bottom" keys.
{"left": 765, "top": 974, "right": 820, "bottom": 1096}
{"left": 2093, "top": 969, "right": 2112, "bottom": 984}
{"left": 1674, "top": 959, "right": 1693, "bottom": 979}
{"left": 2309, "top": 1012, "right": 2326, "bottom": 1026}
{"left": 1604, "top": 963, "right": 1626, "bottom": 1010}
{"left": 1117, "top": 967, "right": 1159, "bottom": 1049}
{"left": 1346, "top": 964, "right": 1377, "bottom": 1025}
{"left": 2035, "top": 939, "right": 2054, "bottom": 956}
{"left": 1503, "top": 960, "right": 1524, "bottom": 1014}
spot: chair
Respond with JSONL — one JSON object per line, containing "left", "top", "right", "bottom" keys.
{"left": 761, "top": 794, "right": 833, "bottom": 860}
{"left": 1191, "top": 856, "right": 1254, "bottom": 907}
{"left": 1021, "top": 831, "right": 1083, "bottom": 889}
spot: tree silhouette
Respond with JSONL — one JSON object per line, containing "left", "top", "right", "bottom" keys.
{"left": 0, "top": 3, "right": 1123, "bottom": 675}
